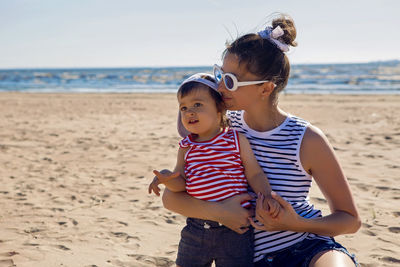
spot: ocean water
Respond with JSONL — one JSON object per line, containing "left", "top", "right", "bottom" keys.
{"left": 1, "top": 61, "right": 400, "bottom": 94}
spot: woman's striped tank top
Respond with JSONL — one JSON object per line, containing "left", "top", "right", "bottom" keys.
{"left": 228, "top": 110, "right": 332, "bottom": 262}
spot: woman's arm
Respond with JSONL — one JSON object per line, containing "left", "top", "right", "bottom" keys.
{"left": 297, "top": 125, "right": 361, "bottom": 235}
{"left": 162, "top": 189, "right": 253, "bottom": 234}
{"left": 250, "top": 125, "right": 361, "bottom": 236}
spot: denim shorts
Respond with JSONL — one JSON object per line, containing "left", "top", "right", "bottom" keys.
{"left": 176, "top": 218, "right": 254, "bottom": 267}
{"left": 253, "top": 237, "right": 359, "bottom": 267}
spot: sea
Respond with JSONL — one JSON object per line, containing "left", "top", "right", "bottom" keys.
{"left": 1, "top": 60, "right": 400, "bottom": 94}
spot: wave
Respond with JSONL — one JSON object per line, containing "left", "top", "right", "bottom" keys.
{"left": 1, "top": 62, "right": 400, "bottom": 94}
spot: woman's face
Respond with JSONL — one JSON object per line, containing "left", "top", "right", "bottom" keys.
{"left": 217, "top": 52, "right": 263, "bottom": 111}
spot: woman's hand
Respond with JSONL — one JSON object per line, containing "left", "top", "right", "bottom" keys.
{"left": 217, "top": 194, "right": 254, "bottom": 234}
{"left": 249, "top": 192, "right": 301, "bottom": 232}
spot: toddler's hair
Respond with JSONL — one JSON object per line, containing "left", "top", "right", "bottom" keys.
{"left": 177, "top": 75, "right": 229, "bottom": 129}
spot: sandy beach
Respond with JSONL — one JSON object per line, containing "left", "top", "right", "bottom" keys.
{"left": 0, "top": 92, "right": 399, "bottom": 267}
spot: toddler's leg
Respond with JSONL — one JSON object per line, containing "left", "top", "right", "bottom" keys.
{"left": 176, "top": 219, "right": 214, "bottom": 267}
{"left": 214, "top": 227, "right": 254, "bottom": 267}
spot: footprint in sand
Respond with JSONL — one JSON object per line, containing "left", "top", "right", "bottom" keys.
{"left": 0, "top": 252, "right": 18, "bottom": 267}
{"left": 365, "top": 154, "right": 383, "bottom": 159}
{"left": 311, "top": 197, "right": 327, "bottom": 204}
{"left": 381, "top": 256, "right": 400, "bottom": 264}
{"left": 361, "top": 229, "right": 376, "bottom": 236}
{"left": 0, "top": 259, "right": 16, "bottom": 267}
{"left": 128, "top": 186, "right": 140, "bottom": 190}
{"left": 140, "top": 220, "right": 158, "bottom": 226}
{"left": 164, "top": 215, "right": 179, "bottom": 224}
{"left": 375, "top": 186, "right": 391, "bottom": 191}
{"left": 23, "top": 243, "right": 40, "bottom": 247}
{"left": 393, "top": 211, "right": 400, "bottom": 217}
{"left": 386, "top": 164, "right": 399, "bottom": 169}
{"left": 24, "top": 227, "right": 42, "bottom": 234}
{"left": 118, "top": 221, "right": 128, "bottom": 226}
{"left": 362, "top": 223, "right": 372, "bottom": 229}
{"left": 378, "top": 237, "right": 394, "bottom": 244}
{"left": 111, "top": 232, "right": 140, "bottom": 242}
{"left": 355, "top": 183, "right": 369, "bottom": 191}
{"left": 56, "top": 245, "right": 71, "bottom": 251}
{"left": 388, "top": 227, "right": 400, "bottom": 234}
{"left": 127, "top": 254, "right": 174, "bottom": 267}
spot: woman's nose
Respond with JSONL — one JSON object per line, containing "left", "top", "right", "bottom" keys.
{"left": 217, "top": 81, "right": 226, "bottom": 93}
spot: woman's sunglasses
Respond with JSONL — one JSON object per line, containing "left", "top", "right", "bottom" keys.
{"left": 213, "top": 64, "right": 274, "bottom": 91}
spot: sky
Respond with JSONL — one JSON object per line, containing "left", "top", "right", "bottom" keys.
{"left": 1, "top": 0, "right": 400, "bottom": 69}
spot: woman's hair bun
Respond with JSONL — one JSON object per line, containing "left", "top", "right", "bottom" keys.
{"left": 271, "top": 14, "right": 297, "bottom": 47}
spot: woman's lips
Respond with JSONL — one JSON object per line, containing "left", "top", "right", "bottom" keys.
{"left": 221, "top": 94, "right": 232, "bottom": 101}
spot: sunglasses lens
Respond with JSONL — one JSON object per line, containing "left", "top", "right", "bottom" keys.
{"left": 224, "top": 75, "right": 234, "bottom": 90}
{"left": 214, "top": 67, "right": 222, "bottom": 83}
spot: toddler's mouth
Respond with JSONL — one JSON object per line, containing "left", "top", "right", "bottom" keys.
{"left": 189, "top": 119, "right": 199, "bottom": 124}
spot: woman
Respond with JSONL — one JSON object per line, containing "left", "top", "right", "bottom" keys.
{"left": 163, "top": 14, "right": 361, "bottom": 266}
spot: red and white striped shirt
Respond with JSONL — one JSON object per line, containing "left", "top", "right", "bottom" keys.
{"left": 179, "top": 128, "right": 251, "bottom": 208}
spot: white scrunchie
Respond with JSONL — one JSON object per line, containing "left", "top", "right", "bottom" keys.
{"left": 258, "top": 25, "right": 289, "bottom": 52}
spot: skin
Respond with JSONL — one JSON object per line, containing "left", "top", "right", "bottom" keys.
{"left": 162, "top": 53, "right": 361, "bottom": 266}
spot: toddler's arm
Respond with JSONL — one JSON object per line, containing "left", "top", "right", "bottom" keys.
{"left": 238, "top": 133, "right": 280, "bottom": 217}
{"left": 148, "top": 147, "right": 187, "bottom": 196}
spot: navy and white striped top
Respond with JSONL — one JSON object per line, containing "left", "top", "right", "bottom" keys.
{"left": 227, "top": 110, "right": 332, "bottom": 262}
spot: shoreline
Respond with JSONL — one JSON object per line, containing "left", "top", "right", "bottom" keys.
{"left": 0, "top": 93, "right": 399, "bottom": 266}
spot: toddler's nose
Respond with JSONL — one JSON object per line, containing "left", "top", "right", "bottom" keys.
{"left": 185, "top": 107, "right": 196, "bottom": 115}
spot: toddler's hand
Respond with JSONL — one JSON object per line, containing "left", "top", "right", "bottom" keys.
{"left": 148, "top": 176, "right": 162, "bottom": 196}
{"left": 263, "top": 195, "right": 281, "bottom": 218}
{"left": 147, "top": 170, "right": 180, "bottom": 196}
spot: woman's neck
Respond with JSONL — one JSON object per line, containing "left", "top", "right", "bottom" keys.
{"left": 243, "top": 103, "right": 287, "bottom": 132}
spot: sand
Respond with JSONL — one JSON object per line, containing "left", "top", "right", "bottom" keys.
{"left": 0, "top": 92, "right": 399, "bottom": 267}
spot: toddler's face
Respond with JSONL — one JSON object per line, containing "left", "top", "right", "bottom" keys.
{"left": 178, "top": 88, "right": 222, "bottom": 138}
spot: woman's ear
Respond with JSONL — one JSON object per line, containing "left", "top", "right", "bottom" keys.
{"left": 259, "top": 82, "right": 275, "bottom": 99}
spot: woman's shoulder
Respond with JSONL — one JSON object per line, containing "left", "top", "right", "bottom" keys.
{"left": 286, "top": 114, "right": 309, "bottom": 127}
{"left": 285, "top": 114, "right": 330, "bottom": 164}
{"left": 303, "top": 123, "right": 332, "bottom": 148}
{"left": 289, "top": 113, "right": 327, "bottom": 150}
{"left": 300, "top": 123, "right": 333, "bottom": 171}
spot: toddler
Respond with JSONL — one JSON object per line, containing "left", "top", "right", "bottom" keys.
{"left": 148, "top": 73, "right": 279, "bottom": 266}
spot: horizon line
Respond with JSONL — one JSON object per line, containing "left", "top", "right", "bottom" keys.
{"left": 1, "top": 59, "right": 399, "bottom": 71}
